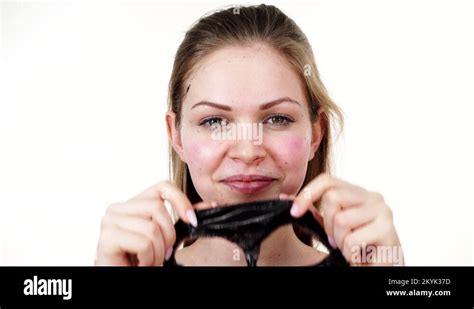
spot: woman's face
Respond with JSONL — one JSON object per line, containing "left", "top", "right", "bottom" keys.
{"left": 167, "top": 42, "right": 324, "bottom": 206}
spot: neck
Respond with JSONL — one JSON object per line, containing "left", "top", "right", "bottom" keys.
{"left": 180, "top": 224, "right": 305, "bottom": 266}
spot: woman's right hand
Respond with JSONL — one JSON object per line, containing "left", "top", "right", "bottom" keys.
{"left": 94, "top": 181, "right": 198, "bottom": 266}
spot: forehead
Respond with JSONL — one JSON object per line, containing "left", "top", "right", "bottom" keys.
{"left": 183, "top": 43, "right": 307, "bottom": 108}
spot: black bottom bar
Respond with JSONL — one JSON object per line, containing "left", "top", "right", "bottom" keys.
{"left": 0, "top": 267, "right": 472, "bottom": 307}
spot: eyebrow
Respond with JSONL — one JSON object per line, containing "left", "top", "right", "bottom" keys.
{"left": 191, "top": 97, "right": 301, "bottom": 111}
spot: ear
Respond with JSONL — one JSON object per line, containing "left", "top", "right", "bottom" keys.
{"left": 165, "top": 111, "right": 187, "bottom": 163}
{"left": 308, "top": 107, "right": 326, "bottom": 161}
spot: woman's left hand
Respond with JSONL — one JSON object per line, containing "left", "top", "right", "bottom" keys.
{"left": 290, "top": 173, "right": 404, "bottom": 266}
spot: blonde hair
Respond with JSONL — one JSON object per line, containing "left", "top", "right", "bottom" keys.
{"left": 168, "top": 4, "right": 343, "bottom": 207}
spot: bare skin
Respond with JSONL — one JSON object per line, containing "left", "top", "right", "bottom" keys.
{"left": 175, "top": 225, "right": 328, "bottom": 266}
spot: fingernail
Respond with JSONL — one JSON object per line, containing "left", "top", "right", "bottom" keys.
{"left": 186, "top": 209, "right": 198, "bottom": 227}
{"left": 165, "top": 247, "right": 173, "bottom": 261}
{"left": 328, "top": 236, "right": 337, "bottom": 249}
{"left": 290, "top": 203, "right": 299, "bottom": 216}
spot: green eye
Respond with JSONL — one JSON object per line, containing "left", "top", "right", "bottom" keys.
{"left": 269, "top": 116, "right": 286, "bottom": 124}
{"left": 265, "top": 114, "right": 294, "bottom": 127}
{"left": 200, "top": 117, "right": 228, "bottom": 129}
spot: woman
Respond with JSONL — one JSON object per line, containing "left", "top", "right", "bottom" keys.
{"left": 95, "top": 4, "right": 403, "bottom": 266}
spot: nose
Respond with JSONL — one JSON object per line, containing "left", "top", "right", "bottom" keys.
{"left": 227, "top": 138, "right": 267, "bottom": 165}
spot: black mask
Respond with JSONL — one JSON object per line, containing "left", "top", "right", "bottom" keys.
{"left": 164, "top": 199, "right": 349, "bottom": 267}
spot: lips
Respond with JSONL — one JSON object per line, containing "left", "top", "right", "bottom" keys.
{"left": 221, "top": 174, "right": 276, "bottom": 194}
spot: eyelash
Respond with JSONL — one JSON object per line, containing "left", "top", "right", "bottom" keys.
{"left": 199, "top": 114, "right": 294, "bottom": 129}
{"left": 264, "top": 114, "right": 294, "bottom": 128}
{"left": 199, "top": 116, "right": 228, "bottom": 129}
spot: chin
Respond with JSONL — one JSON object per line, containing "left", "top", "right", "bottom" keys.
{"left": 208, "top": 187, "right": 281, "bottom": 207}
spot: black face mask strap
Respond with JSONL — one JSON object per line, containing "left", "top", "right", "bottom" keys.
{"left": 244, "top": 248, "right": 258, "bottom": 267}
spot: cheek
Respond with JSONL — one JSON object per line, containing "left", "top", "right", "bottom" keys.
{"left": 268, "top": 134, "right": 312, "bottom": 194}
{"left": 180, "top": 128, "right": 226, "bottom": 176}
{"left": 181, "top": 134, "right": 227, "bottom": 202}
{"left": 184, "top": 140, "right": 218, "bottom": 171}
{"left": 272, "top": 135, "right": 311, "bottom": 167}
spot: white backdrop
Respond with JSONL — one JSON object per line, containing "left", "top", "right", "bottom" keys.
{"left": 1, "top": 0, "right": 473, "bottom": 266}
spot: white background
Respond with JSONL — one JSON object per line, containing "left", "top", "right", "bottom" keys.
{"left": 1, "top": 0, "right": 473, "bottom": 265}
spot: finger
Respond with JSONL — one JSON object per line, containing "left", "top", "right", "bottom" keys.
{"left": 107, "top": 199, "right": 175, "bottom": 248}
{"left": 280, "top": 192, "right": 326, "bottom": 225}
{"left": 152, "top": 203, "right": 177, "bottom": 250}
{"left": 332, "top": 204, "right": 377, "bottom": 250}
{"left": 100, "top": 227, "right": 155, "bottom": 266}
{"left": 108, "top": 199, "right": 177, "bottom": 241}
{"left": 133, "top": 181, "right": 197, "bottom": 227}
{"left": 320, "top": 186, "right": 369, "bottom": 239}
{"left": 341, "top": 220, "right": 382, "bottom": 264}
{"left": 106, "top": 213, "right": 166, "bottom": 265}
{"left": 291, "top": 173, "right": 348, "bottom": 217}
